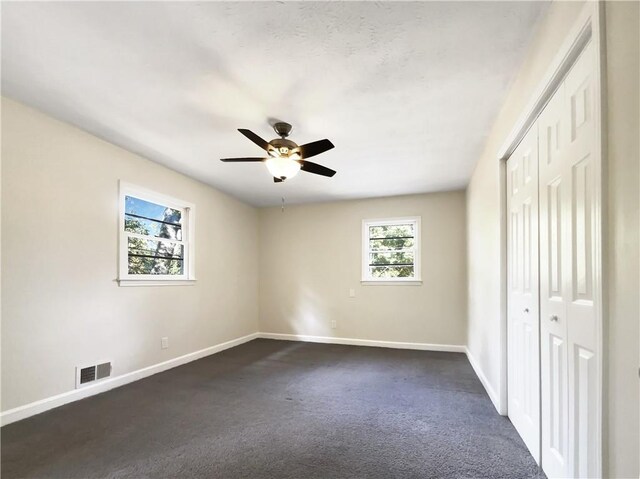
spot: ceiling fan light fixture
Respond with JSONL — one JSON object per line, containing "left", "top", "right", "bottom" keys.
{"left": 221, "top": 123, "right": 336, "bottom": 181}
{"left": 265, "top": 156, "right": 301, "bottom": 180}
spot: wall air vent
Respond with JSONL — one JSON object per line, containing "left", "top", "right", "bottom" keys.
{"left": 96, "top": 362, "right": 111, "bottom": 380}
{"left": 76, "top": 361, "right": 112, "bottom": 388}
{"left": 79, "top": 366, "right": 96, "bottom": 384}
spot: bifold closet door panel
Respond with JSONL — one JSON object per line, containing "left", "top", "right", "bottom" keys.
{"left": 506, "top": 124, "right": 541, "bottom": 462}
{"left": 539, "top": 81, "right": 570, "bottom": 479}
{"left": 539, "top": 40, "right": 600, "bottom": 479}
{"left": 563, "top": 41, "right": 599, "bottom": 479}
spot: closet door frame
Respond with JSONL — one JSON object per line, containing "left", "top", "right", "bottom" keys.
{"left": 496, "top": 3, "right": 605, "bottom": 476}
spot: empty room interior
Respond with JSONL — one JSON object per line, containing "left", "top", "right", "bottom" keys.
{"left": 1, "top": 1, "right": 638, "bottom": 478}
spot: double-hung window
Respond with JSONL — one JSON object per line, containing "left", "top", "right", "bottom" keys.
{"left": 362, "top": 217, "right": 421, "bottom": 284}
{"left": 118, "top": 183, "right": 195, "bottom": 285}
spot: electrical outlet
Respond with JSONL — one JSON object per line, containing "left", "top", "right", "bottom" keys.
{"left": 331, "top": 320, "right": 337, "bottom": 329}
{"left": 349, "top": 288, "right": 356, "bottom": 298}
{"left": 161, "top": 337, "right": 169, "bottom": 349}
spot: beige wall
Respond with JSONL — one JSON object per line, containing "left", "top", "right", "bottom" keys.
{"left": 604, "top": 2, "right": 639, "bottom": 476}
{"left": 1, "top": 99, "right": 467, "bottom": 414}
{"left": 1, "top": 98, "right": 259, "bottom": 411}
{"left": 2, "top": 5, "right": 638, "bottom": 473}
{"left": 466, "top": 1, "right": 639, "bottom": 476}
{"left": 259, "top": 191, "right": 467, "bottom": 346}
{"left": 467, "top": 0, "right": 587, "bottom": 411}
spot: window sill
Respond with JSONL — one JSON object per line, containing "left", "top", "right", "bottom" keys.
{"left": 118, "top": 279, "right": 197, "bottom": 287}
{"left": 361, "top": 280, "right": 422, "bottom": 286}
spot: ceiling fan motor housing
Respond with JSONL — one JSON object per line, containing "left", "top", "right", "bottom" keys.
{"left": 273, "top": 121, "right": 292, "bottom": 138}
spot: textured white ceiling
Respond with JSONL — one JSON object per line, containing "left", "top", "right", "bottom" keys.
{"left": 1, "top": 2, "right": 547, "bottom": 207}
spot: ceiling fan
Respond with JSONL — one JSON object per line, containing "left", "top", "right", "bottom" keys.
{"left": 220, "top": 122, "right": 336, "bottom": 182}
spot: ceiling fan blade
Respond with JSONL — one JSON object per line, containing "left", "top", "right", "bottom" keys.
{"left": 238, "top": 129, "right": 270, "bottom": 151}
{"left": 299, "top": 160, "right": 336, "bottom": 177}
{"left": 220, "top": 157, "right": 266, "bottom": 162}
{"left": 298, "top": 139, "right": 334, "bottom": 159}
{"left": 273, "top": 177, "right": 284, "bottom": 183}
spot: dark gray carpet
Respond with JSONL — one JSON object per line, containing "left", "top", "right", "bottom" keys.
{"left": 2, "top": 339, "right": 545, "bottom": 478}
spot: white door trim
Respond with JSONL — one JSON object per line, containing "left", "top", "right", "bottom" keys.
{"left": 498, "top": 2, "right": 605, "bottom": 477}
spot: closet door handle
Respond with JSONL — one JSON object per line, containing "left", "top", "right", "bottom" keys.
{"left": 550, "top": 315, "right": 559, "bottom": 322}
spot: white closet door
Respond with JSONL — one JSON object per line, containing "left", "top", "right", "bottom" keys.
{"left": 539, "top": 80, "right": 569, "bottom": 479}
{"left": 507, "top": 125, "right": 540, "bottom": 462}
{"left": 563, "top": 41, "right": 599, "bottom": 479}
{"left": 539, "top": 41, "right": 599, "bottom": 478}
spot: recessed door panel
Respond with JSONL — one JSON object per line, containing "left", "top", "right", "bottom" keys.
{"left": 573, "top": 345, "right": 596, "bottom": 478}
{"left": 549, "top": 334, "right": 566, "bottom": 459}
{"left": 572, "top": 156, "right": 593, "bottom": 301}
{"left": 547, "top": 179, "right": 563, "bottom": 298}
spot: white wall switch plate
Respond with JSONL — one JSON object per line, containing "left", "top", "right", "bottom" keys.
{"left": 331, "top": 320, "right": 337, "bottom": 329}
{"left": 161, "top": 337, "right": 169, "bottom": 349}
{"left": 349, "top": 288, "right": 356, "bottom": 298}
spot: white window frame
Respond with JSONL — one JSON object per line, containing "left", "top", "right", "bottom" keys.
{"left": 118, "top": 181, "right": 196, "bottom": 286}
{"left": 361, "top": 216, "right": 422, "bottom": 285}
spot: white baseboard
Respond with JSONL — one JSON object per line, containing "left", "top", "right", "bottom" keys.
{"left": 465, "top": 346, "right": 505, "bottom": 415}
{"left": 0, "top": 332, "right": 259, "bottom": 426}
{"left": 258, "top": 332, "right": 466, "bottom": 353}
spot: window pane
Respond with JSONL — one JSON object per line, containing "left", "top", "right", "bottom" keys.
{"left": 125, "top": 196, "right": 183, "bottom": 240}
{"left": 370, "top": 265, "right": 415, "bottom": 278}
{"left": 370, "top": 251, "right": 415, "bottom": 266}
{"left": 369, "top": 223, "right": 414, "bottom": 239}
{"left": 125, "top": 216, "right": 182, "bottom": 241}
{"left": 127, "top": 237, "right": 184, "bottom": 275}
{"left": 364, "top": 219, "right": 418, "bottom": 281}
{"left": 369, "top": 237, "right": 414, "bottom": 251}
